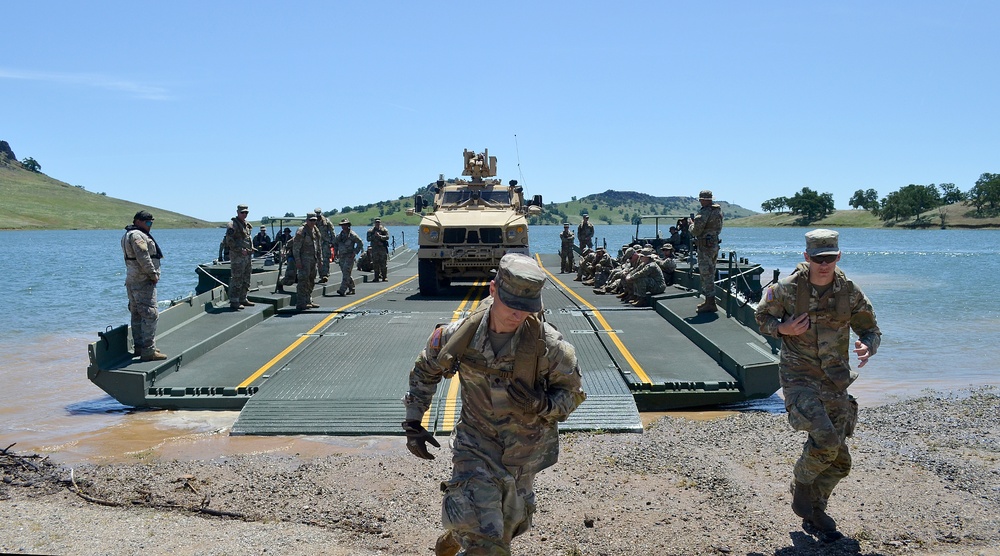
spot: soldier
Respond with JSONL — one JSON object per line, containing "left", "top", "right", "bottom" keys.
{"left": 573, "top": 247, "right": 593, "bottom": 282}
{"left": 755, "top": 229, "right": 881, "bottom": 543}
{"left": 657, "top": 244, "right": 677, "bottom": 286}
{"left": 357, "top": 246, "right": 374, "bottom": 273}
{"left": 558, "top": 222, "right": 575, "bottom": 273}
{"left": 624, "top": 247, "right": 666, "bottom": 307}
{"left": 403, "top": 253, "right": 586, "bottom": 556}
{"left": 121, "top": 210, "right": 166, "bottom": 361}
{"left": 292, "top": 214, "right": 322, "bottom": 310}
{"left": 367, "top": 217, "right": 390, "bottom": 282}
{"left": 225, "top": 204, "right": 254, "bottom": 310}
{"left": 274, "top": 227, "right": 293, "bottom": 249}
{"left": 577, "top": 214, "right": 594, "bottom": 251}
{"left": 333, "top": 218, "right": 363, "bottom": 296}
{"left": 691, "top": 190, "right": 723, "bottom": 313}
{"left": 314, "top": 208, "right": 335, "bottom": 283}
{"left": 252, "top": 225, "right": 271, "bottom": 254}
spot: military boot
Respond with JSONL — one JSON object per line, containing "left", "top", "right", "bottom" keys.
{"left": 140, "top": 349, "right": 168, "bottom": 362}
{"left": 240, "top": 299, "right": 255, "bottom": 306}
{"left": 434, "top": 531, "right": 460, "bottom": 556}
{"left": 790, "top": 480, "right": 814, "bottom": 520}
{"left": 696, "top": 297, "right": 718, "bottom": 313}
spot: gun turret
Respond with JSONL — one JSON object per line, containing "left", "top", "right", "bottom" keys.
{"left": 462, "top": 149, "right": 497, "bottom": 181}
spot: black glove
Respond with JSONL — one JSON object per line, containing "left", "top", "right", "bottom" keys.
{"left": 506, "top": 379, "right": 549, "bottom": 414}
{"left": 401, "top": 420, "right": 440, "bottom": 460}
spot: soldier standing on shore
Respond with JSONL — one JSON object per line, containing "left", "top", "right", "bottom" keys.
{"left": 333, "top": 218, "right": 363, "bottom": 296}
{"left": 577, "top": 214, "right": 594, "bottom": 251}
{"left": 121, "top": 210, "right": 166, "bottom": 361}
{"left": 366, "top": 218, "right": 390, "bottom": 282}
{"left": 314, "top": 208, "right": 335, "bottom": 283}
{"left": 558, "top": 222, "right": 575, "bottom": 273}
{"left": 292, "top": 214, "right": 322, "bottom": 310}
{"left": 225, "top": 204, "right": 254, "bottom": 310}
{"left": 403, "top": 253, "right": 586, "bottom": 556}
{"left": 691, "top": 190, "right": 723, "bottom": 313}
{"left": 755, "top": 229, "right": 882, "bottom": 543}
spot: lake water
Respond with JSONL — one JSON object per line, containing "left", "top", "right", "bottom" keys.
{"left": 2, "top": 225, "right": 998, "bottom": 463}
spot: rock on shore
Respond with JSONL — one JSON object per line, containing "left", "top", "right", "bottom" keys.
{"left": 3, "top": 388, "right": 1000, "bottom": 556}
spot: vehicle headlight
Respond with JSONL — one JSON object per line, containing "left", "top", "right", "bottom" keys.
{"left": 506, "top": 226, "right": 524, "bottom": 240}
{"left": 421, "top": 226, "right": 440, "bottom": 242}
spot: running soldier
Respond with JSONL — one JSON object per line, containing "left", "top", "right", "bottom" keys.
{"left": 403, "top": 253, "right": 586, "bottom": 556}
{"left": 755, "top": 229, "right": 881, "bottom": 542}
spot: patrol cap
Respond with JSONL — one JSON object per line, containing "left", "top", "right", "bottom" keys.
{"left": 494, "top": 253, "right": 545, "bottom": 313}
{"left": 563, "top": 222, "right": 570, "bottom": 227}
{"left": 307, "top": 214, "right": 318, "bottom": 221}
{"left": 699, "top": 190, "right": 713, "bottom": 200}
{"left": 660, "top": 244, "right": 674, "bottom": 251}
{"left": 133, "top": 210, "right": 154, "bottom": 221}
{"left": 582, "top": 213, "right": 590, "bottom": 219}
{"left": 237, "top": 204, "right": 249, "bottom": 212}
{"left": 805, "top": 229, "right": 840, "bottom": 257}
{"left": 339, "top": 218, "right": 351, "bottom": 226}
{"left": 260, "top": 225, "right": 266, "bottom": 229}
{"left": 640, "top": 247, "right": 654, "bottom": 257}
{"left": 314, "top": 207, "right": 322, "bottom": 214}
{"left": 374, "top": 218, "right": 381, "bottom": 223}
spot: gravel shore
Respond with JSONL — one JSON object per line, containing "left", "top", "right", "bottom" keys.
{"left": 4, "top": 388, "right": 1000, "bottom": 556}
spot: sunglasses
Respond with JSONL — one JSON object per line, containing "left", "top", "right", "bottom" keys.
{"left": 810, "top": 254, "right": 838, "bottom": 265}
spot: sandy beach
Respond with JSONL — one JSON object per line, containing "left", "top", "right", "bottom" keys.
{"left": 4, "top": 387, "right": 1000, "bottom": 556}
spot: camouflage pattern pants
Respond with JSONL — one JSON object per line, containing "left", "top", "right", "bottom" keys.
{"left": 372, "top": 249, "right": 388, "bottom": 281}
{"left": 338, "top": 256, "right": 356, "bottom": 294}
{"left": 126, "top": 279, "right": 158, "bottom": 352}
{"left": 282, "top": 257, "right": 296, "bottom": 285}
{"left": 229, "top": 253, "right": 252, "bottom": 303}
{"left": 439, "top": 453, "right": 536, "bottom": 556}
{"left": 296, "top": 258, "right": 317, "bottom": 308}
{"left": 559, "top": 248, "right": 574, "bottom": 273}
{"left": 319, "top": 241, "right": 332, "bottom": 278}
{"left": 697, "top": 245, "right": 718, "bottom": 297}
{"left": 784, "top": 388, "right": 859, "bottom": 508}
{"left": 630, "top": 275, "right": 666, "bottom": 297}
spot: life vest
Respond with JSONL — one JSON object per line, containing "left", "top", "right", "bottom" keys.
{"left": 435, "top": 305, "right": 547, "bottom": 387}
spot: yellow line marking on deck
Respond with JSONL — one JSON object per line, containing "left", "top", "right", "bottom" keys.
{"left": 238, "top": 274, "right": 419, "bottom": 389}
{"left": 439, "top": 282, "right": 487, "bottom": 432}
{"left": 537, "top": 254, "right": 653, "bottom": 384}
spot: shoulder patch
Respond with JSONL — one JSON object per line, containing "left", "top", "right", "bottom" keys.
{"left": 429, "top": 327, "right": 444, "bottom": 350}
{"left": 764, "top": 286, "right": 775, "bottom": 303}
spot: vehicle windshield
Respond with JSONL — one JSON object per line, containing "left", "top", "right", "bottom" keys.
{"left": 441, "top": 189, "right": 511, "bottom": 205}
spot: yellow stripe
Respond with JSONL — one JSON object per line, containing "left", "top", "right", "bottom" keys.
{"left": 439, "top": 282, "right": 487, "bottom": 431}
{"left": 536, "top": 254, "right": 653, "bottom": 384}
{"left": 238, "top": 274, "right": 419, "bottom": 388}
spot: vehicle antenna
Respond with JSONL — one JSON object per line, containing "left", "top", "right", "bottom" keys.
{"left": 514, "top": 134, "right": 526, "bottom": 186}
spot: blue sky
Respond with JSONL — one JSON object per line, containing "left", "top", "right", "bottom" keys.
{"left": 3, "top": 1, "right": 998, "bottom": 222}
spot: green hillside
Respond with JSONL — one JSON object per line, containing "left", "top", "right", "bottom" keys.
{"left": 729, "top": 203, "right": 1000, "bottom": 229}
{"left": 0, "top": 144, "right": 214, "bottom": 230}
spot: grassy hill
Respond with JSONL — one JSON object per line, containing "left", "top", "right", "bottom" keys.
{"left": 0, "top": 163, "right": 215, "bottom": 230}
{"left": 728, "top": 203, "right": 1000, "bottom": 229}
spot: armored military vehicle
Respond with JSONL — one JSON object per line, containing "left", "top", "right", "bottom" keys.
{"left": 410, "top": 149, "right": 542, "bottom": 296}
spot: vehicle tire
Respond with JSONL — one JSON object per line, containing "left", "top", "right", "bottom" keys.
{"left": 418, "top": 259, "right": 441, "bottom": 296}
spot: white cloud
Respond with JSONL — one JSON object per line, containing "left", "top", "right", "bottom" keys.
{"left": 0, "top": 68, "right": 171, "bottom": 100}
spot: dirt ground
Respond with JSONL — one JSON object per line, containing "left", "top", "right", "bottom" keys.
{"left": 3, "top": 388, "right": 1000, "bottom": 556}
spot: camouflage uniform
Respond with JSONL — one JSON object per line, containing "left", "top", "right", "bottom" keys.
{"left": 691, "top": 191, "right": 723, "bottom": 300}
{"left": 577, "top": 218, "right": 594, "bottom": 250}
{"left": 656, "top": 247, "right": 677, "bottom": 286}
{"left": 627, "top": 251, "right": 666, "bottom": 301}
{"left": 292, "top": 217, "right": 322, "bottom": 309}
{"left": 333, "top": 220, "right": 363, "bottom": 295}
{"left": 225, "top": 205, "right": 254, "bottom": 308}
{"left": 314, "top": 209, "right": 335, "bottom": 280}
{"left": 755, "top": 230, "right": 881, "bottom": 531}
{"left": 357, "top": 247, "right": 374, "bottom": 272}
{"left": 367, "top": 220, "right": 390, "bottom": 282}
{"left": 121, "top": 213, "right": 163, "bottom": 357}
{"left": 558, "top": 225, "right": 575, "bottom": 273}
{"left": 404, "top": 254, "right": 586, "bottom": 556}
{"left": 574, "top": 248, "right": 594, "bottom": 281}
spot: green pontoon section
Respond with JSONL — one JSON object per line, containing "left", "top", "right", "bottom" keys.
{"left": 87, "top": 247, "right": 779, "bottom": 437}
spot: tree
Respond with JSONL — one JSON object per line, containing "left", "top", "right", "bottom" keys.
{"left": 785, "top": 188, "right": 835, "bottom": 223}
{"left": 968, "top": 173, "right": 1000, "bottom": 215}
{"left": 20, "top": 157, "right": 40, "bottom": 172}
{"left": 760, "top": 197, "right": 788, "bottom": 213}
{"left": 938, "top": 183, "right": 966, "bottom": 205}
{"left": 876, "top": 184, "right": 943, "bottom": 223}
{"left": 849, "top": 189, "right": 879, "bottom": 211}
